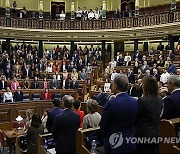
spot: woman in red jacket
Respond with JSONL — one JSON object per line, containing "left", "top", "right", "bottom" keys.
{"left": 41, "top": 88, "right": 51, "bottom": 100}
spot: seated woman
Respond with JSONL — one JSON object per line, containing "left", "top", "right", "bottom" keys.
{"left": 82, "top": 99, "right": 101, "bottom": 129}
{"left": 41, "top": 88, "right": 51, "bottom": 100}
{"left": 3, "top": 87, "right": 13, "bottom": 103}
{"left": 27, "top": 114, "right": 43, "bottom": 154}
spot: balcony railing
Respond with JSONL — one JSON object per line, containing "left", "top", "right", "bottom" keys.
{"left": 0, "top": 10, "right": 179, "bottom": 30}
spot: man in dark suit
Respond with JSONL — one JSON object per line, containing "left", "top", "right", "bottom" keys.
{"left": 14, "top": 86, "right": 23, "bottom": 102}
{"left": 70, "top": 77, "right": 79, "bottom": 89}
{"left": 22, "top": 65, "right": 32, "bottom": 79}
{"left": 134, "top": 50, "right": 142, "bottom": 61}
{"left": 96, "top": 88, "right": 108, "bottom": 107}
{"left": 0, "top": 75, "right": 7, "bottom": 90}
{"left": 117, "top": 54, "right": 124, "bottom": 66}
{"left": 4, "top": 65, "right": 12, "bottom": 80}
{"left": 52, "top": 95, "right": 80, "bottom": 154}
{"left": 161, "top": 75, "right": 180, "bottom": 119}
{"left": 127, "top": 69, "right": 135, "bottom": 83}
{"left": 168, "top": 50, "right": 175, "bottom": 61}
{"left": 38, "top": 60, "right": 45, "bottom": 72}
{"left": 61, "top": 76, "right": 69, "bottom": 89}
{"left": 141, "top": 61, "right": 150, "bottom": 74}
{"left": 50, "top": 75, "right": 59, "bottom": 89}
{"left": 46, "top": 99, "right": 64, "bottom": 133}
{"left": 167, "top": 61, "right": 176, "bottom": 74}
{"left": 165, "top": 42, "right": 171, "bottom": 51}
{"left": 157, "top": 42, "right": 164, "bottom": 51}
{"left": 100, "top": 74, "right": 138, "bottom": 154}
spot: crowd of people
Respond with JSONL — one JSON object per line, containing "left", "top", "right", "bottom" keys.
{"left": 1, "top": 40, "right": 180, "bottom": 154}
{"left": 93, "top": 42, "right": 180, "bottom": 108}
{"left": 8, "top": 1, "right": 134, "bottom": 20}
{"left": 0, "top": 42, "right": 102, "bottom": 102}
{"left": 22, "top": 73, "right": 180, "bottom": 154}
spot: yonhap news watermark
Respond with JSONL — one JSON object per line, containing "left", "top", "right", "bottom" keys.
{"left": 109, "top": 132, "right": 180, "bottom": 149}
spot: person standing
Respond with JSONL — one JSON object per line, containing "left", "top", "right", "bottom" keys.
{"left": 53, "top": 95, "right": 80, "bottom": 154}
{"left": 100, "top": 74, "right": 138, "bottom": 154}
{"left": 134, "top": 76, "right": 162, "bottom": 154}
{"left": 73, "top": 101, "right": 84, "bottom": 128}
{"left": 27, "top": 114, "right": 43, "bottom": 154}
{"left": 46, "top": 99, "right": 64, "bottom": 133}
{"left": 14, "top": 86, "right": 23, "bottom": 102}
{"left": 161, "top": 75, "right": 180, "bottom": 119}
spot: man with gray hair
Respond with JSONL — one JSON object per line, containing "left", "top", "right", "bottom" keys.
{"left": 52, "top": 95, "right": 80, "bottom": 154}
{"left": 100, "top": 74, "right": 138, "bottom": 154}
{"left": 161, "top": 75, "right": 180, "bottom": 119}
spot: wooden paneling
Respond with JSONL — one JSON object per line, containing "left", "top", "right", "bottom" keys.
{"left": 0, "top": 101, "right": 104, "bottom": 130}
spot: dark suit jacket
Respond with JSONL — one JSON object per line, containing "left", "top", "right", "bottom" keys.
{"left": 141, "top": 65, "right": 150, "bottom": 74}
{"left": 70, "top": 81, "right": 79, "bottom": 89}
{"left": 31, "top": 81, "right": 39, "bottom": 89}
{"left": 22, "top": 68, "right": 32, "bottom": 79}
{"left": 134, "top": 96, "right": 162, "bottom": 138}
{"left": 127, "top": 73, "right": 135, "bottom": 83}
{"left": 100, "top": 93, "right": 138, "bottom": 154}
{"left": 96, "top": 92, "right": 108, "bottom": 107}
{"left": 154, "top": 74, "right": 160, "bottom": 82}
{"left": 52, "top": 109, "right": 80, "bottom": 153}
{"left": 0, "top": 80, "right": 7, "bottom": 90}
{"left": 133, "top": 66, "right": 139, "bottom": 74}
{"left": 50, "top": 79, "right": 59, "bottom": 89}
{"left": 168, "top": 64, "right": 176, "bottom": 74}
{"left": 117, "top": 58, "right": 124, "bottom": 66}
{"left": 157, "top": 44, "right": 164, "bottom": 51}
{"left": 38, "top": 63, "right": 45, "bottom": 71}
{"left": 134, "top": 52, "right": 142, "bottom": 61}
{"left": 4, "top": 69, "right": 12, "bottom": 79}
{"left": 46, "top": 107, "right": 64, "bottom": 133}
{"left": 60, "top": 79, "right": 69, "bottom": 89}
{"left": 14, "top": 91, "right": 23, "bottom": 102}
{"left": 161, "top": 90, "right": 180, "bottom": 120}
{"left": 27, "top": 125, "right": 44, "bottom": 154}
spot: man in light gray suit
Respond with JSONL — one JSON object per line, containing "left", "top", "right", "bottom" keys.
{"left": 51, "top": 75, "right": 59, "bottom": 89}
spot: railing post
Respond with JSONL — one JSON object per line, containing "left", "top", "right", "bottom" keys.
{"left": 5, "top": 8, "right": 11, "bottom": 27}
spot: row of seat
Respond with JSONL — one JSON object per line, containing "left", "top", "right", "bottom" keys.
{"left": 0, "top": 93, "right": 61, "bottom": 103}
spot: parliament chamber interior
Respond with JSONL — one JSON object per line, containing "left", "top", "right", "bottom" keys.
{"left": 0, "top": 0, "right": 180, "bottom": 153}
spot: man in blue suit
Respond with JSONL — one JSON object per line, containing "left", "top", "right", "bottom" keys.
{"left": 161, "top": 75, "right": 180, "bottom": 120}
{"left": 100, "top": 74, "right": 138, "bottom": 154}
{"left": 53, "top": 95, "right": 80, "bottom": 154}
{"left": 70, "top": 77, "right": 79, "bottom": 89}
{"left": 167, "top": 61, "right": 176, "bottom": 74}
{"left": 46, "top": 99, "right": 64, "bottom": 133}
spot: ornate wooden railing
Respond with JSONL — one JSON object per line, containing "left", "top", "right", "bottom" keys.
{"left": 0, "top": 10, "right": 179, "bottom": 30}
